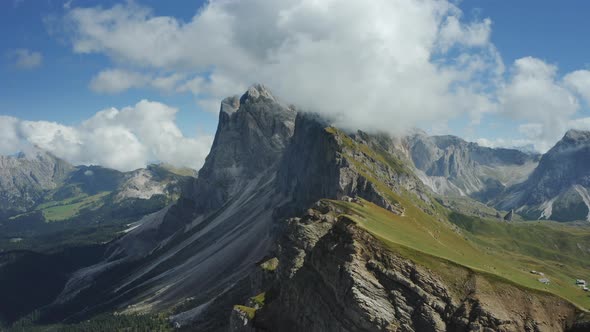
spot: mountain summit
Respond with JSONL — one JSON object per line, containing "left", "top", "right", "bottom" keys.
{"left": 496, "top": 129, "right": 590, "bottom": 221}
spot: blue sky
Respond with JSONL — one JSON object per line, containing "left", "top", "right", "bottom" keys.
{"left": 1, "top": 0, "right": 215, "bottom": 135}
{"left": 2, "top": 0, "right": 590, "bottom": 170}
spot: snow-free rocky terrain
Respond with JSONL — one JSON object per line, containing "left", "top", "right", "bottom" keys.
{"left": 2, "top": 85, "right": 590, "bottom": 331}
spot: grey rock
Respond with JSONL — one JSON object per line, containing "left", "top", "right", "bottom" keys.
{"left": 503, "top": 209, "right": 514, "bottom": 221}
{"left": 258, "top": 207, "right": 580, "bottom": 332}
{"left": 406, "top": 131, "right": 540, "bottom": 201}
{"left": 229, "top": 307, "right": 256, "bottom": 332}
{"left": 49, "top": 84, "right": 298, "bottom": 329}
{"left": 0, "top": 149, "right": 72, "bottom": 216}
{"left": 495, "top": 129, "right": 590, "bottom": 221}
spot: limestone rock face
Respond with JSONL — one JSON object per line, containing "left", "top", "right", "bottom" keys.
{"left": 256, "top": 202, "right": 580, "bottom": 332}
{"left": 403, "top": 128, "right": 590, "bottom": 222}
{"left": 406, "top": 131, "right": 539, "bottom": 201}
{"left": 277, "top": 113, "right": 419, "bottom": 216}
{"left": 188, "top": 83, "right": 296, "bottom": 214}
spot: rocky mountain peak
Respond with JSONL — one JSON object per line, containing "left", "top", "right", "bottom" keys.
{"left": 190, "top": 85, "right": 296, "bottom": 212}
{"left": 495, "top": 129, "right": 590, "bottom": 220}
{"left": 545, "top": 129, "right": 590, "bottom": 157}
{"left": 563, "top": 129, "right": 590, "bottom": 142}
{"left": 219, "top": 84, "right": 277, "bottom": 117}
{"left": 239, "top": 83, "right": 276, "bottom": 104}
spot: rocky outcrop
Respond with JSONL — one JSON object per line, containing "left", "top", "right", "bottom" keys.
{"left": 114, "top": 164, "right": 192, "bottom": 202}
{"left": 277, "top": 114, "right": 418, "bottom": 216}
{"left": 255, "top": 201, "right": 581, "bottom": 332}
{"left": 504, "top": 209, "right": 514, "bottom": 221}
{"left": 188, "top": 83, "right": 296, "bottom": 214}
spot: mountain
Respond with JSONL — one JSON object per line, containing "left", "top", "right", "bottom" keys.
{"left": 2, "top": 86, "right": 590, "bottom": 331}
{"left": 0, "top": 155, "right": 195, "bottom": 252}
{"left": 496, "top": 129, "right": 590, "bottom": 221}
{"left": 406, "top": 131, "right": 540, "bottom": 201}
{"left": 29, "top": 85, "right": 435, "bottom": 329}
{"left": 32, "top": 84, "right": 299, "bottom": 328}
{"left": 0, "top": 150, "right": 73, "bottom": 218}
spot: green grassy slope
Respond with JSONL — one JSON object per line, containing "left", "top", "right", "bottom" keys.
{"left": 332, "top": 196, "right": 590, "bottom": 310}
{"left": 39, "top": 192, "right": 111, "bottom": 222}
{"left": 324, "top": 126, "right": 590, "bottom": 310}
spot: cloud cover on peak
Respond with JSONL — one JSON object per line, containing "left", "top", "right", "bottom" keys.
{"left": 58, "top": 0, "right": 499, "bottom": 135}
{"left": 15, "top": 0, "right": 590, "bottom": 167}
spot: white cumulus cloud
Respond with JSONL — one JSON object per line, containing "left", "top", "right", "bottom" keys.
{"left": 59, "top": 0, "right": 502, "bottom": 134}
{"left": 564, "top": 70, "right": 590, "bottom": 106}
{"left": 0, "top": 101, "right": 213, "bottom": 172}
{"left": 498, "top": 57, "right": 580, "bottom": 152}
{"left": 33, "top": 0, "right": 590, "bottom": 155}
{"left": 90, "top": 69, "right": 186, "bottom": 94}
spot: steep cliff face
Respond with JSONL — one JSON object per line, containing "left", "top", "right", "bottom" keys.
{"left": 0, "top": 150, "right": 73, "bottom": 216}
{"left": 45, "top": 84, "right": 298, "bottom": 329}
{"left": 277, "top": 114, "right": 428, "bottom": 217}
{"left": 407, "top": 132, "right": 539, "bottom": 201}
{"left": 255, "top": 201, "right": 582, "bottom": 332}
{"left": 188, "top": 84, "right": 296, "bottom": 213}
{"left": 496, "top": 130, "right": 590, "bottom": 221}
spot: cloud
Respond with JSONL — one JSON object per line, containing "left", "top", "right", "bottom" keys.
{"left": 564, "top": 70, "right": 590, "bottom": 106}
{"left": 89, "top": 69, "right": 149, "bottom": 94}
{"left": 0, "top": 116, "right": 23, "bottom": 153}
{"left": 438, "top": 17, "right": 492, "bottom": 52}
{"left": 498, "top": 57, "right": 580, "bottom": 152}
{"left": 59, "top": 0, "right": 501, "bottom": 134}
{"left": 45, "top": 0, "right": 590, "bottom": 155}
{"left": 89, "top": 69, "right": 186, "bottom": 94}
{"left": 7, "top": 49, "right": 43, "bottom": 69}
{"left": 475, "top": 137, "right": 536, "bottom": 151}
{"left": 569, "top": 117, "right": 590, "bottom": 131}
{"left": 0, "top": 101, "right": 213, "bottom": 172}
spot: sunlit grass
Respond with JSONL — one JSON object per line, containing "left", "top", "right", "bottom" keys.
{"left": 332, "top": 198, "right": 590, "bottom": 310}
{"left": 41, "top": 192, "right": 111, "bottom": 222}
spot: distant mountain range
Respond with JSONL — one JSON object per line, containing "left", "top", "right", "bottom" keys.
{"left": 0, "top": 151, "right": 196, "bottom": 252}
{"left": 1, "top": 85, "right": 590, "bottom": 331}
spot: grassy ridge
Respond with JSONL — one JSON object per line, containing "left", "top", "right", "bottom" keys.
{"left": 332, "top": 198, "right": 590, "bottom": 310}
{"left": 323, "top": 126, "right": 590, "bottom": 310}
